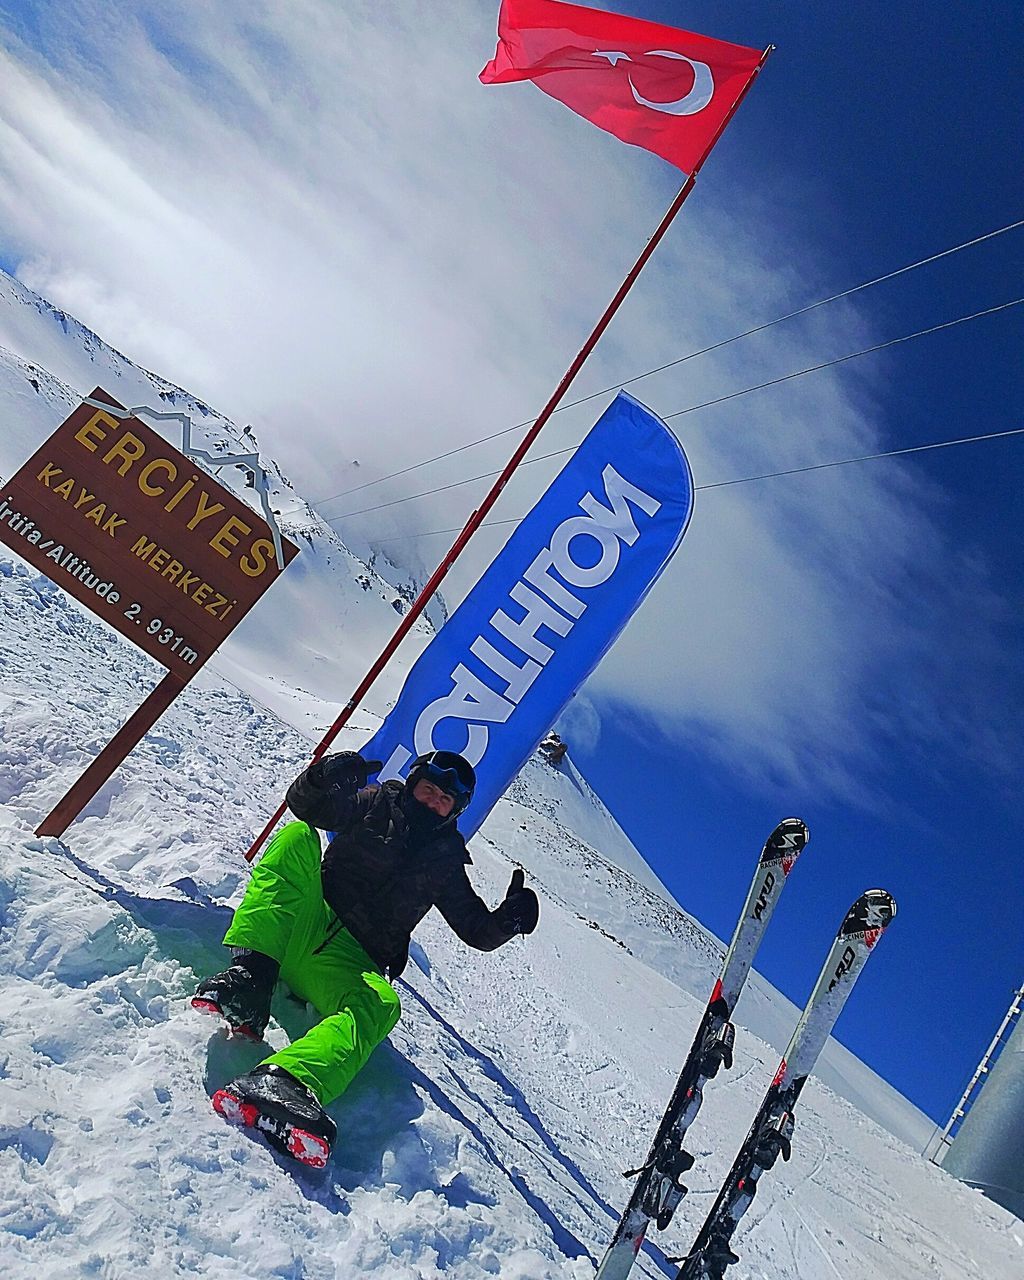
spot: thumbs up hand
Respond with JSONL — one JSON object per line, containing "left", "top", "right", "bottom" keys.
{"left": 499, "top": 868, "right": 539, "bottom": 936}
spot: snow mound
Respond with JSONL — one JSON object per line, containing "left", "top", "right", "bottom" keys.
{"left": 0, "top": 831, "right": 597, "bottom": 1278}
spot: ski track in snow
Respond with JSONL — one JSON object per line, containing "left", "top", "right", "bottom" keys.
{"left": 1, "top": 283, "right": 1023, "bottom": 1277}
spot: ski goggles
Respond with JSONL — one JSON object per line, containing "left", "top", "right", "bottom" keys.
{"left": 413, "top": 751, "right": 475, "bottom": 800}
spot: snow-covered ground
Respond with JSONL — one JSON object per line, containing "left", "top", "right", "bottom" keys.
{"left": 1, "top": 272, "right": 1022, "bottom": 1277}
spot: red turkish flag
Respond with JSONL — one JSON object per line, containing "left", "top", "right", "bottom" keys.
{"left": 480, "top": 0, "right": 764, "bottom": 173}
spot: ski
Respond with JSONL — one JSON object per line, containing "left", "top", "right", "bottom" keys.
{"left": 595, "top": 818, "right": 810, "bottom": 1280}
{"left": 674, "top": 887, "right": 897, "bottom": 1280}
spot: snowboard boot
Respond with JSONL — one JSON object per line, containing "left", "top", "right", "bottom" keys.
{"left": 191, "top": 949, "right": 279, "bottom": 1040}
{"left": 212, "top": 1064, "right": 337, "bottom": 1168}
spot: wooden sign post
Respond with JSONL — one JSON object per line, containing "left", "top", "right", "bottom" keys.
{"left": 0, "top": 387, "right": 299, "bottom": 836}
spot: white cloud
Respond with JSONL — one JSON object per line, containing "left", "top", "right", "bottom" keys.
{"left": 555, "top": 691, "right": 603, "bottom": 758}
{"left": 0, "top": 0, "right": 1014, "bottom": 798}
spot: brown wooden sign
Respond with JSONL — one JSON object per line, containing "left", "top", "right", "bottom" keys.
{"left": 0, "top": 387, "right": 298, "bottom": 678}
{"left": 1, "top": 388, "right": 300, "bottom": 838}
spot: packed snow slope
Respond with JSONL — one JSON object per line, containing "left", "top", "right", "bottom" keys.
{"left": 1, "top": 270, "right": 1021, "bottom": 1276}
{"left": 2, "top": 552, "right": 1022, "bottom": 1280}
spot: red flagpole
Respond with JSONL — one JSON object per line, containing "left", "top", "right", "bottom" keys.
{"left": 244, "top": 47, "right": 774, "bottom": 862}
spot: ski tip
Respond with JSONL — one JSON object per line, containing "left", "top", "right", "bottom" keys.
{"left": 763, "top": 817, "right": 809, "bottom": 865}
{"left": 841, "top": 888, "right": 897, "bottom": 938}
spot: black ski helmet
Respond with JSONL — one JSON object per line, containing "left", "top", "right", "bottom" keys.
{"left": 405, "top": 750, "right": 476, "bottom": 820}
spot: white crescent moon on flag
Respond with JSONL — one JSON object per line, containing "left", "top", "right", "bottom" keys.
{"left": 628, "top": 50, "right": 715, "bottom": 116}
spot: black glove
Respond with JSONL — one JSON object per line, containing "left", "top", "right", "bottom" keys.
{"left": 308, "top": 751, "right": 382, "bottom": 795}
{"left": 498, "top": 868, "right": 539, "bottom": 937}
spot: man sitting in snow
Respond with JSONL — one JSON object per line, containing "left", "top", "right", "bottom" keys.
{"left": 192, "top": 749, "right": 540, "bottom": 1167}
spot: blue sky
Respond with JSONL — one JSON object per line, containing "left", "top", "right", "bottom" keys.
{"left": 573, "top": 0, "right": 1023, "bottom": 1125}
{"left": 0, "top": 0, "right": 1020, "bottom": 1130}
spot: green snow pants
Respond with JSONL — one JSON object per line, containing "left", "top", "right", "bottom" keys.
{"left": 222, "top": 820, "right": 401, "bottom": 1106}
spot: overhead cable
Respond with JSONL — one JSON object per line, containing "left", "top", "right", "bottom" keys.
{"left": 371, "top": 426, "right": 1024, "bottom": 544}
{"left": 293, "top": 216, "right": 1024, "bottom": 517}
{"left": 323, "top": 297, "right": 1023, "bottom": 524}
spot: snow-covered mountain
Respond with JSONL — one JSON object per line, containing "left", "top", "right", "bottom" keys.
{"left": 1, "top": 273, "right": 1021, "bottom": 1278}
{"left": 0, "top": 269, "right": 445, "bottom": 734}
